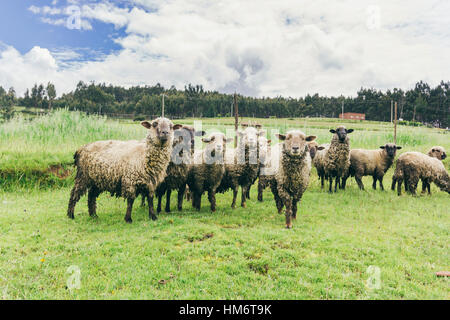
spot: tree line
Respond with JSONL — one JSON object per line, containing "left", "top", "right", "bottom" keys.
{"left": 1, "top": 80, "right": 449, "bottom": 127}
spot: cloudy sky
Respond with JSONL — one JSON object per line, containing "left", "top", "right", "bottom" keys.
{"left": 0, "top": 0, "right": 449, "bottom": 97}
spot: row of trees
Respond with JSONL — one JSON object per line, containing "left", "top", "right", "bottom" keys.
{"left": 3, "top": 80, "right": 450, "bottom": 127}
{"left": 21, "top": 83, "right": 57, "bottom": 111}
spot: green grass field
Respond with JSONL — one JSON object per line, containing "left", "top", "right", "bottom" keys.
{"left": 0, "top": 110, "right": 448, "bottom": 299}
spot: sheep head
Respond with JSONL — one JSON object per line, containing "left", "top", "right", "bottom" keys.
{"left": 380, "top": 143, "right": 402, "bottom": 158}
{"left": 202, "top": 133, "right": 233, "bottom": 160}
{"left": 141, "top": 117, "right": 182, "bottom": 146}
{"left": 276, "top": 130, "right": 316, "bottom": 157}
{"left": 330, "top": 126, "right": 354, "bottom": 143}
{"left": 428, "top": 146, "right": 447, "bottom": 160}
{"left": 237, "top": 127, "right": 264, "bottom": 149}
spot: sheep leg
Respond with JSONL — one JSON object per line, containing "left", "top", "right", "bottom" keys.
{"left": 231, "top": 188, "right": 238, "bottom": 209}
{"left": 283, "top": 198, "right": 293, "bottom": 229}
{"left": 87, "top": 187, "right": 100, "bottom": 218}
{"left": 177, "top": 185, "right": 186, "bottom": 211}
{"left": 397, "top": 178, "right": 403, "bottom": 196}
{"left": 334, "top": 177, "right": 339, "bottom": 193}
{"left": 67, "top": 181, "right": 87, "bottom": 219}
{"left": 246, "top": 186, "right": 251, "bottom": 200}
{"left": 157, "top": 194, "right": 163, "bottom": 213}
{"left": 341, "top": 176, "right": 347, "bottom": 190}
{"left": 372, "top": 176, "right": 377, "bottom": 190}
{"left": 409, "top": 177, "right": 419, "bottom": 196}
{"left": 292, "top": 199, "right": 299, "bottom": 219}
{"left": 124, "top": 198, "right": 135, "bottom": 224}
{"left": 140, "top": 194, "right": 146, "bottom": 207}
{"left": 208, "top": 190, "right": 216, "bottom": 212}
{"left": 148, "top": 196, "right": 157, "bottom": 221}
{"left": 320, "top": 174, "right": 325, "bottom": 189}
{"left": 257, "top": 180, "right": 264, "bottom": 202}
{"left": 355, "top": 175, "right": 364, "bottom": 190}
{"left": 378, "top": 176, "right": 384, "bottom": 191}
{"left": 193, "top": 192, "right": 202, "bottom": 211}
{"left": 391, "top": 176, "right": 397, "bottom": 191}
{"left": 328, "top": 176, "right": 333, "bottom": 193}
{"left": 426, "top": 182, "right": 431, "bottom": 195}
{"left": 241, "top": 186, "right": 247, "bottom": 208}
{"left": 165, "top": 189, "right": 172, "bottom": 213}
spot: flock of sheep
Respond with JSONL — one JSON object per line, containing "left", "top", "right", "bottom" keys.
{"left": 67, "top": 117, "right": 450, "bottom": 228}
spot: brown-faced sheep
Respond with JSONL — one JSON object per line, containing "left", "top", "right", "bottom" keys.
{"left": 342, "top": 143, "right": 402, "bottom": 190}
{"left": 67, "top": 118, "right": 182, "bottom": 223}
{"left": 323, "top": 126, "right": 354, "bottom": 193}
{"left": 186, "top": 132, "right": 233, "bottom": 212}
{"left": 142, "top": 126, "right": 205, "bottom": 213}
{"left": 268, "top": 130, "right": 317, "bottom": 229}
{"left": 217, "top": 127, "right": 264, "bottom": 208}
{"left": 421, "top": 146, "right": 447, "bottom": 194}
{"left": 312, "top": 143, "right": 330, "bottom": 189}
{"left": 391, "top": 152, "right": 450, "bottom": 196}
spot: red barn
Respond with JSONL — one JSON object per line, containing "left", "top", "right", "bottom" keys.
{"left": 339, "top": 113, "right": 365, "bottom": 120}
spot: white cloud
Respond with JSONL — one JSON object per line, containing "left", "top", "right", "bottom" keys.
{"left": 3, "top": 0, "right": 450, "bottom": 97}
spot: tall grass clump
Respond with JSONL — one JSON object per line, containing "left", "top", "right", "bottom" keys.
{"left": 0, "top": 109, "right": 144, "bottom": 189}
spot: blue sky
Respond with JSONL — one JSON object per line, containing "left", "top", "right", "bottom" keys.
{"left": 0, "top": 1, "right": 449, "bottom": 97}
{"left": 0, "top": 1, "right": 125, "bottom": 60}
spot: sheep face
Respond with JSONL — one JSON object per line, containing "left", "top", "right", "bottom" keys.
{"left": 428, "top": 146, "right": 447, "bottom": 160}
{"left": 238, "top": 127, "right": 263, "bottom": 148}
{"left": 380, "top": 143, "right": 402, "bottom": 158}
{"left": 330, "top": 126, "right": 354, "bottom": 143}
{"left": 141, "top": 118, "right": 182, "bottom": 145}
{"left": 172, "top": 126, "right": 206, "bottom": 163}
{"left": 277, "top": 130, "right": 316, "bottom": 157}
{"left": 202, "top": 133, "right": 233, "bottom": 161}
{"left": 307, "top": 141, "right": 325, "bottom": 159}
{"left": 174, "top": 126, "right": 206, "bottom": 153}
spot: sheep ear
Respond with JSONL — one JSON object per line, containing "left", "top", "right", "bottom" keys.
{"left": 202, "top": 138, "right": 211, "bottom": 143}
{"left": 141, "top": 121, "right": 152, "bottom": 129}
{"left": 255, "top": 124, "right": 262, "bottom": 129}
{"left": 330, "top": 129, "right": 336, "bottom": 134}
{"left": 380, "top": 146, "right": 386, "bottom": 149}
{"left": 306, "top": 136, "right": 317, "bottom": 142}
{"left": 276, "top": 134, "right": 286, "bottom": 141}
{"left": 195, "top": 130, "right": 206, "bottom": 137}
{"left": 173, "top": 124, "right": 184, "bottom": 130}
{"left": 267, "top": 140, "right": 272, "bottom": 144}
{"left": 347, "top": 129, "right": 354, "bottom": 133}
{"left": 396, "top": 146, "right": 402, "bottom": 150}
{"left": 317, "top": 146, "right": 326, "bottom": 151}
{"left": 241, "top": 123, "right": 249, "bottom": 128}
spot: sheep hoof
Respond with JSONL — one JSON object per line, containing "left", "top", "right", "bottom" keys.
{"left": 90, "top": 214, "right": 98, "bottom": 219}
{"left": 241, "top": 203, "right": 247, "bottom": 208}
{"left": 125, "top": 218, "right": 133, "bottom": 224}
{"left": 151, "top": 215, "right": 158, "bottom": 221}
{"left": 285, "top": 224, "right": 293, "bottom": 229}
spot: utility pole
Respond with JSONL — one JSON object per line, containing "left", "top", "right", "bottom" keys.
{"left": 394, "top": 102, "right": 398, "bottom": 144}
{"left": 390, "top": 100, "right": 393, "bottom": 123}
{"left": 341, "top": 100, "right": 344, "bottom": 119}
{"left": 234, "top": 93, "right": 238, "bottom": 148}
{"left": 161, "top": 93, "right": 166, "bottom": 117}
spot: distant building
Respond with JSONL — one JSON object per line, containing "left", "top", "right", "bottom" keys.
{"left": 339, "top": 112, "right": 365, "bottom": 120}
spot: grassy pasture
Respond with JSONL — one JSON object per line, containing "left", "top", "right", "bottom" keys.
{"left": 0, "top": 110, "right": 448, "bottom": 299}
